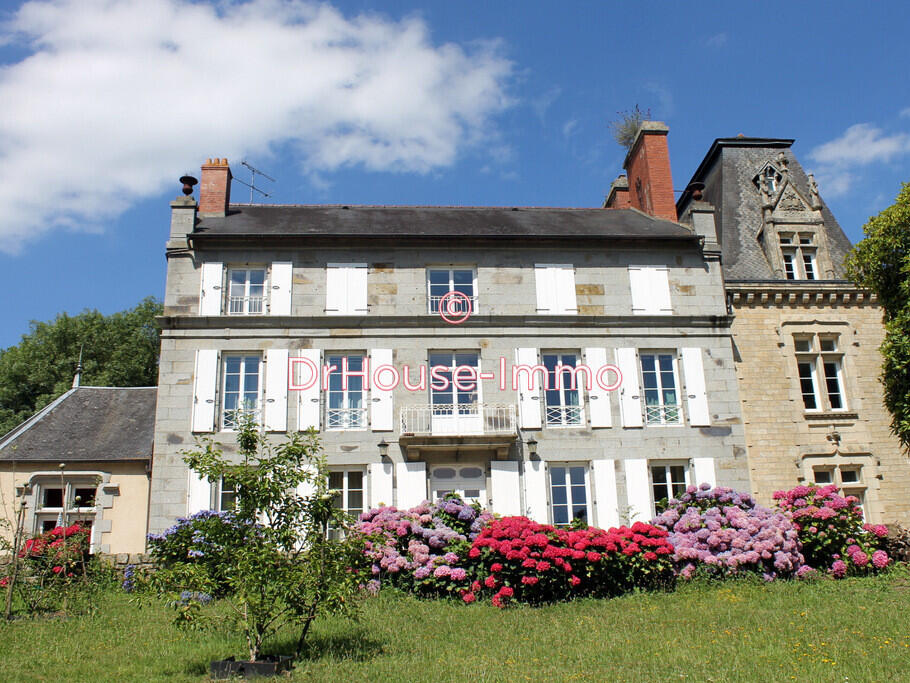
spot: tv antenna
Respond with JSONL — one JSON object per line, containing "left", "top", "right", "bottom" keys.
{"left": 234, "top": 160, "right": 275, "bottom": 203}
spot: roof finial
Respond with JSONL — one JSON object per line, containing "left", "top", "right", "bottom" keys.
{"left": 72, "top": 344, "right": 84, "bottom": 389}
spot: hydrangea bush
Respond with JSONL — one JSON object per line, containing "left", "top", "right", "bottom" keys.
{"left": 652, "top": 485, "right": 803, "bottom": 580}
{"left": 465, "top": 516, "right": 675, "bottom": 606}
{"left": 773, "top": 484, "right": 890, "bottom": 576}
{"left": 356, "top": 495, "right": 491, "bottom": 597}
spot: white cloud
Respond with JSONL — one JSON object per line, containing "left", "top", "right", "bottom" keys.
{"left": 705, "top": 32, "right": 727, "bottom": 48}
{"left": 0, "top": 0, "right": 513, "bottom": 251}
{"left": 562, "top": 118, "right": 578, "bottom": 138}
{"left": 901, "top": 107, "right": 910, "bottom": 119}
{"left": 642, "top": 82, "right": 674, "bottom": 118}
{"left": 809, "top": 122, "right": 910, "bottom": 198}
{"left": 810, "top": 123, "right": 910, "bottom": 166}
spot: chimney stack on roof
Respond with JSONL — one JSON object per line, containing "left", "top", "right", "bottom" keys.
{"left": 199, "top": 158, "right": 232, "bottom": 217}
{"left": 603, "top": 174, "right": 631, "bottom": 209}
{"left": 622, "top": 121, "right": 677, "bottom": 222}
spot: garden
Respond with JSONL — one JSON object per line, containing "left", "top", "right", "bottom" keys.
{"left": 3, "top": 421, "right": 910, "bottom": 680}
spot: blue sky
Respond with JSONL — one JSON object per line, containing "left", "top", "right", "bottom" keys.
{"left": 1, "top": 0, "right": 909, "bottom": 350}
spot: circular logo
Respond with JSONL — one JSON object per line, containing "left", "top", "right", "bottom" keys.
{"left": 438, "top": 291, "right": 473, "bottom": 324}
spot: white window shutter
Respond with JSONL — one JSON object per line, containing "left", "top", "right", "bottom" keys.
{"left": 585, "top": 347, "right": 612, "bottom": 428}
{"left": 192, "top": 349, "right": 218, "bottom": 432}
{"left": 269, "top": 262, "right": 292, "bottom": 316}
{"left": 614, "top": 348, "right": 643, "bottom": 428}
{"left": 296, "top": 348, "right": 321, "bottom": 430}
{"left": 199, "top": 262, "right": 223, "bottom": 315}
{"left": 534, "top": 264, "right": 556, "bottom": 313}
{"left": 186, "top": 471, "right": 211, "bottom": 514}
{"left": 368, "top": 462, "right": 394, "bottom": 508}
{"left": 295, "top": 464, "right": 317, "bottom": 501}
{"left": 651, "top": 267, "right": 672, "bottom": 314}
{"left": 348, "top": 263, "right": 368, "bottom": 314}
{"left": 370, "top": 348, "right": 393, "bottom": 431}
{"left": 490, "top": 461, "right": 521, "bottom": 516}
{"left": 681, "top": 347, "right": 710, "bottom": 426}
{"left": 629, "top": 266, "right": 672, "bottom": 315}
{"left": 592, "top": 459, "right": 618, "bottom": 528}
{"left": 523, "top": 459, "right": 548, "bottom": 522}
{"left": 264, "top": 349, "right": 289, "bottom": 432}
{"left": 556, "top": 266, "right": 577, "bottom": 313}
{"left": 624, "top": 458, "right": 651, "bottom": 523}
{"left": 396, "top": 461, "right": 427, "bottom": 509}
{"left": 515, "top": 347, "right": 542, "bottom": 429}
{"left": 325, "top": 265, "right": 346, "bottom": 315}
{"left": 692, "top": 457, "right": 717, "bottom": 489}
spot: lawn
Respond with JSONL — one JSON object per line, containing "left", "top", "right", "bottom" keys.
{"left": 3, "top": 572, "right": 910, "bottom": 682}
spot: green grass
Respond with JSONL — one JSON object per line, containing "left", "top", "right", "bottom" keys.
{"left": 4, "top": 572, "right": 910, "bottom": 682}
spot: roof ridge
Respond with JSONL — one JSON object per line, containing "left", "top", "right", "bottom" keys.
{"left": 228, "top": 204, "right": 625, "bottom": 211}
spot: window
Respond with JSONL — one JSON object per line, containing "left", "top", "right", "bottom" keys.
{"left": 222, "top": 354, "right": 261, "bottom": 429}
{"left": 429, "top": 352, "right": 480, "bottom": 414}
{"left": 639, "top": 353, "right": 681, "bottom": 424}
{"left": 326, "top": 354, "right": 366, "bottom": 430}
{"left": 328, "top": 470, "right": 365, "bottom": 539}
{"left": 794, "top": 335, "right": 846, "bottom": 412}
{"left": 811, "top": 464, "right": 867, "bottom": 517}
{"left": 780, "top": 233, "right": 818, "bottom": 280}
{"left": 542, "top": 352, "right": 583, "bottom": 426}
{"left": 549, "top": 464, "right": 589, "bottom": 526}
{"left": 813, "top": 468, "right": 834, "bottom": 485}
{"left": 430, "top": 466, "right": 485, "bottom": 506}
{"left": 754, "top": 164, "right": 782, "bottom": 195}
{"left": 427, "top": 268, "right": 477, "bottom": 315}
{"left": 217, "top": 477, "right": 238, "bottom": 512}
{"left": 534, "top": 264, "right": 577, "bottom": 314}
{"left": 227, "top": 268, "right": 266, "bottom": 314}
{"left": 651, "top": 463, "right": 689, "bottom": 512}
{"left": 34, "top": 479, "right": 98, "bottom": 536}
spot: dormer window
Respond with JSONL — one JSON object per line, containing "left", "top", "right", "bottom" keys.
{"left": 753, "top": 164, "right": 782, "bottom": 195}
{"left": 780, "top": 233, "right": 817, "bottom": 281}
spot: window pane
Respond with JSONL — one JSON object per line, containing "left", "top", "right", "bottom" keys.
{"left": 841, "top": 468, "right": 860, "bottom": 483}
{"left": 73, "top": 488, "right": 95, "bottom": 507}
{"left": 798, "top": 362, "right": 817, "bottom": 410}
{"left": 429, "top": 270, "right": 449, "bottom": 286}
{"left": 454, "top": 353, "right": 478, "bottom": 368}
{"left": 823, "top": 362, "right": 843, "bottom": 409}
{"left": 651, "top": 466, "right": 667, "bottom": 484}
{"left": 249, "top": 269, "right": 265, "bottom": 285}
{"left": 348, "top": 471, "right": 363, "bottom": 490}
{"left": 550, "top": 466, "right": 566, "bottom": 487}
{"left": 820, "top": 338, "right": 837, "bottom": 352}
{"left": 553, "top": 504, "right": 569, "bottom": 525}
{"left": 569, "top": 466, "right": 585, "bottom": 487}
{"left": 434, "top": 468, "right": 456, "bottom": 480}
{"left": 551, "top": 484, "right": 568, "bottom": 506}
{"left": 459, "top": 467, "right": 483, "bottom": 480}
{"left": 329, "top": 471, "right": 344, "bottom": 489}
{"left": 794, "top": 338, "right": 812, "bottom": 353}
{"left": 348, "top": 490, "right": 363, "bottom": 512}
{"left": 814, "top": 469, "right": 833, "bottom": 484}
{"left": 669, "top": 465, "right": 686, "bottom": 485}
{"left": 43, "top": 488, "right": 63, "bottom": 508}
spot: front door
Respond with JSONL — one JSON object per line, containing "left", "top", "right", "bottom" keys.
{"left": 429, "top": 464, "right": 486, "bottom": 506}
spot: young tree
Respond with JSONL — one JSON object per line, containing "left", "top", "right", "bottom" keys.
{"left": 145, "top": 414, "right": 369, "bottom": 663}
{"left": 845, "top": 182, "right": 910, "bottom": 449}
{"left": 0, "top": 297, "right": 162, "bottom": 436}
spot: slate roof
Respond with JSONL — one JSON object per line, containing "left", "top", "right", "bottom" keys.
{"left": 192, "top": 205, "right": 696, "bottom": 242}
{"left": 676, "top": 138, "right": 853, "bottom": 281}
{"left": 0, "top": 387, "right": 156, "bottom": 462}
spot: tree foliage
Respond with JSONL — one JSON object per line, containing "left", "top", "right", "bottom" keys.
{"left": 0, "top": 297, "right": 162, "bottom": 436}
{"left": 144, "top": 415, "right": 369, "bottom": 663}
{"left": 609, "top": 104, "right": 651, "bottom": 150}
{"left": 845, "top": 182, "right": 910, "bottom": 449}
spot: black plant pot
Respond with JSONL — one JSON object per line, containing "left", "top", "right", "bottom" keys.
{"left": 210, "top": 655, "right": 293, "bottom": 679}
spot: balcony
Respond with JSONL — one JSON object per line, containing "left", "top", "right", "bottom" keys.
{"left": 428, "top": 294, "right": 478, "bottom": 315}
{"left": 326, "top": 407, "right": 367, "bottom": 430}
{"left": 400, "top": 403, "right": 516, "bottom": 437}
{"left": 644, "top": 403, "right": 682, "bottom": 425}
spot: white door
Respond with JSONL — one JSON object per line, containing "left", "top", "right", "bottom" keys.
{"left": 429, "top": 352, "right": 482, "bottom": 435}
{"left": 430, "top": 465, "right": 486, "bottom": 506}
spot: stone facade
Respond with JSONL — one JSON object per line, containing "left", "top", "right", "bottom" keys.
{"left": 148, "top": 125, "right": 751, "bottom": 537}
{"left": 677, "top": 137, "right": 910, "bottom": 524}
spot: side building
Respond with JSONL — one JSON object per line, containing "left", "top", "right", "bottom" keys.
{"left": 0, "top": 386, "right": 155, "bottom": 554}
{"left": 675, "top": 137, "right": 910, "bottom": 524}
{"left": 148, "top": 126, "right": 751, "bottom": 536}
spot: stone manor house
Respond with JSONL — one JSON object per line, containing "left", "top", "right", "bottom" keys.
{"left": 3, "top": 122, "right": 908, "bottom": 554}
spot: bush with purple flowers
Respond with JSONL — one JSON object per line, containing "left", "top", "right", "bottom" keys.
{"left": 773, "top": 484, "right": 890, "bottom": 576}
{"left": 356, "top": 494, "right": 491, "bottom": 596}
{"left": 652, "top": 484, "right": 803, "bottom": 580}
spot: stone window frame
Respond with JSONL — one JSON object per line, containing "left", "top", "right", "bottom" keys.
{"left": 540, "top": 350, "right": 586, "bottom": 429}
{"left": 778, "top": 231, "right": 818, "bottom": 281}
{"left": 20, "top": 470, "right": 118, "bottom": 554}
{"left": 425, "top": 265, "right": 478, "bottom": 315}
{"left": 324, "top": 352, "right": 368, "bottom": 432}
{"left": 781, "top": 321, "right": 856, "bottom": 419}
{"left": 220, "top": 352, "right": 263, "bottom": 431}
{"left": 798, "top": 451, "right": 880, "bottom": 523}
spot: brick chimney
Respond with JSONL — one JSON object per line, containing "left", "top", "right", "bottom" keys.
{"left": 603, "top": 174, "right": 631, "bottom": 209}
{"left": 198, "top": 158, "right": 232, "bottom": 217}
{"left": 622, "top": 121, "right": 677, "bottom": 222}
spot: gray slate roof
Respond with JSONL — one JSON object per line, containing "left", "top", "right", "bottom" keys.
{"left": 676, "top": 138, "right": 853, "bottom": 281}
{"left": 193, "top": 205, "right": 695, "bottom": 241}
{"left": 0, "top": 387, "right": 156, "bottom": 462}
